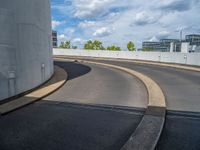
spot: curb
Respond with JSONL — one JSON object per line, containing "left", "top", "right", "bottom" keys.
{"left": 0, "top": 65, "right": 68, "bottom": 115}
{"left": 55, "top": 58, "right": 166, "bottom": 150}
{"left": 54, "top": 55, "right": 200, "bottom": 73}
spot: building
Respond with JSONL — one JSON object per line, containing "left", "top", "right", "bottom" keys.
{"left": 181, "top": 42, "right": 200, "bottom": 53}
{"left": 52, "top": 30, "right": 58, "bottom": 48}
{"left": 160, "top": 39, "right": 181, "bottom": 52}
{"left": 142, "top": 42, "right": 160, "bottom": 51}
{"left": 0, "top": 0, "right": 53, "bottom": 100}
{"left": 142, "top": 39, "right": 181, "bottom": 52}
{"left": 142, "top": 34, "right": 200, "bottom": 53}
{"left": 185, "top": 34, "right": 200, "bottom": 46}
{"left": 180, "top": 34, "right": 200, "bottom": 53}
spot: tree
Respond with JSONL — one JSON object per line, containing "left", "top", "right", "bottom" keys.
{"left": 84, "top": 40, "right": 94, "bottom": 50}
{"left": 84, "top": 40, "right": 105, "bottom": 50}
{"left": 93, "top": 40, "right": 105, "bottom": 50}
{"left": 127, "top": 41, "right": 136, "bottom": 51}
{"left": 72, "top": 46, "right": 78, "bottom": 49}
{"left": 107, "top": 45, "right": 121, "bottom": 51}
{"left": 59, "top": 41, "right": 71, "bottom": 49}
{"left": 59, "top": 42, "right": 65, "bottom": 48}
{"left": 65, "top": 41, "right": 71, "bottom": 49}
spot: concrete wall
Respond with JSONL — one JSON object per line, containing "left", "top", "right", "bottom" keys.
{"left": 54, "top": 49, "right": 200, "bottom": 66}
{"left": 0, "top": 0, "right": 53, "bottom": 100}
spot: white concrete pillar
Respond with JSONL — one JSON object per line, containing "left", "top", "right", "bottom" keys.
{"left": 170, "top": 42, "right": 174, "bottom": 52}
{"left": 181, "top": 42, "right": 190, "bottom": 53}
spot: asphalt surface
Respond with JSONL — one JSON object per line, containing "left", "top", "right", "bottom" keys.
{"left": 47, "top": 61, "right": 148, "bottom": 108}
{"left": 0, "top": 61, "right": 146, "bottom": 150}
{"left": 0, "top": 101, "right": 143, "bottom": 150}
{"left": 156, "top": 111, "right": 200, "bottom": 150}
{"left": 79, "top": 58, "right": 200, "bottom": 112}
{"left": 70, "top": 57, "right": 200, "bottom": 150}
{"left": 1, "top": 58, "right": 200, "bottom": 150}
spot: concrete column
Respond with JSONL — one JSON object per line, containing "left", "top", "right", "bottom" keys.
{"left": 170, "top": 42, "right": 174, "bottom": 52}
{"left": 181, "top": 42, "right": 190, "bottom": 53}
{"left": 0, "top": 0, "right": 53, "bottom": 101}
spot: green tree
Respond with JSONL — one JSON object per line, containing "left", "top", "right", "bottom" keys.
{"left": 93, "top": 40, "right": 105, "bottom": 50}
{"left": 59, "top": 42, "right": 65, "bottom": 48}
{"left": 84, "top": 40, "right": 105, "bottom": 50}
{"left": 64, "top": 41, "right": 71, "bottom": 49}
{"left": 107, "top": 45, "right": 121, "bottom": 51}
{"left": 72, "top": 46, "right": 78, "bottom": 49}
{"left": 127, "top": 41, "right": 136, "bottom": 51}
{"left": 84, "top": 40, "right": 94, "bottom": 50}
{"left": 59, "top": 41, "right": 71, "bottom": 49}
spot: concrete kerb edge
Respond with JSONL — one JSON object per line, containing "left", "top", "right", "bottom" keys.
{"left": 55, "top": 58, "right": 166, "bottom": 150}
{"left": 0, "top": 65, "right": 68, "bottom": 115}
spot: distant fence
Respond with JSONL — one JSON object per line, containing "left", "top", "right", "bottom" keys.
{"left": 53, "top": 49, "right": 200, "bottom": 66}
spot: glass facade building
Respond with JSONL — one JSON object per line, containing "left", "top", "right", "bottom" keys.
{"left": 52, "top": 30, "right": 58, "bottom": 48}
{"left": 185, "top": 34, "right": 200, "bottom": 46}
{"left": 142, "top": 39, "right": 181, "bottom": 52}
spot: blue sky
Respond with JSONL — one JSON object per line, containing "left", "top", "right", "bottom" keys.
{"left": 51, "top": 0, "right": 200, "bottom": 49}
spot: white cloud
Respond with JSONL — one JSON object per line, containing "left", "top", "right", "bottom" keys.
{"left": 58, "top": 34, "right": 67, "bottom": 43}
{"left": 147, "top": 31, "right": 170, "bottom": 42}
{"left": 72, "top": 38, "right": 86, "bottom": 44}
{"left": 157, "top": 0, "right": 194, "bottom": 12}
{"left": 78, "top": 21, "right": 96, "bottom": 28}
{"left": 149, "top": 36, "right": 159, "bottom": 42}
{"left": 133, "top": 11, "right": 158, "bottom": 26}
{"left": 74, "top": 0, "right": 114, "bottom": 18}
{"left": 52, "top": 20, "right": 66, "bottom": 29}
{"left": 93, "top": 27, "right": 113, "bottom": 37}
{"left": 63, "top": 28, "right": 75, "bottom": 34}
{"left": 52, "top": 0, "right": 200, "bottom": 49}
{"left": 157, "top": 31, "right": 170, "bottom": 39}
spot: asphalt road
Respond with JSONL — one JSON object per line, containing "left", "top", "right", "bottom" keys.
{"left": 156, "top": 111, "right": 200, "bottom": 150}
{"left": 0, "top": 101, "right": 143, "bottom": 150}
{"left": 71, "top": 57, "right": 200, "bottom": 150}
{"left": 0, "top": 61, "right": 147, "bottom": 150}
{"left": 47, "top": 61, "right": 147, "bottom": 108}
{"left": 1, "top": 58, "right": 200, "bottom": 150}
{"left": 79, "top": 58, "right": 200, "bottom": 112}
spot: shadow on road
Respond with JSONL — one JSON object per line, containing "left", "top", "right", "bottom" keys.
{"left": 54, "top": 61, "right": 91, "bottom": 81}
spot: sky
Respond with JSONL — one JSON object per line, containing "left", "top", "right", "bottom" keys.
{"left": 51, "top": 0, "right": 200, "bottom": 49}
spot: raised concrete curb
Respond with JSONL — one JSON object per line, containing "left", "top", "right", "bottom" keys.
{"left": 55, "top": 58, "right": 166, "bottom": 150}
{"left": 55, "top": 56, "right": 200, "bottom": 73}
{"left": 0, "top": 65, "right": 68, "bottom": 115}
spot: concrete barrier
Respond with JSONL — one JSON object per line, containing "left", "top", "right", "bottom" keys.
{"left": 53, "top": 49, "right": 200, "bottom": 66}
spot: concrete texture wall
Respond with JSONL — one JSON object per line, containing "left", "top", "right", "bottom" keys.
{"left": 53, "top": 49, "right": 200, "bottom": 66}
{"left": 0, "top": 0, "right": 53, "bottom": 100}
